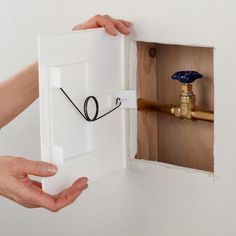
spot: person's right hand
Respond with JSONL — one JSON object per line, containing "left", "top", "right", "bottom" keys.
{"left": 0, "top": 156, "right": 88, "bottom": 212}
{"left": 73, "top": 14, "right": 132, "bottom": 36}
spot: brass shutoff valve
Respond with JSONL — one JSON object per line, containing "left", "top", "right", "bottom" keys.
{"left": 171, "top": 71, "right": 198, "bottom": 120}
{"left": 138, "top": 71, "right": 214, "bottom": 122}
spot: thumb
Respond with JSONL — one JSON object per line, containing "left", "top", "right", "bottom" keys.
{"left": 17, "top": 158, "right": 58, "bottom": 177}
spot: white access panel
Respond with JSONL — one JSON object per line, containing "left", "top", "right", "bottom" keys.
{"left": 38, "top": 29, "right": 127, "bottom": 194}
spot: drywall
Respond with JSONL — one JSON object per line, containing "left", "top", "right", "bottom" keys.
{"left": 1, "top": 0, "right": 236, "bottom": 235}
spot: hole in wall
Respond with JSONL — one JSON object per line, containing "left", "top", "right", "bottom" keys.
{"left": 135, "top": 41, "right": 214, "bottom": 172}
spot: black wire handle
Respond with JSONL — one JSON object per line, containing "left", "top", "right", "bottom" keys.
{"left": 60, "top": 88, "right": 122, "bottom": 122}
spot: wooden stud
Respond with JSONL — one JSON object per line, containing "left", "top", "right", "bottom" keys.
{"left": 136, "top": 42, "right": 158, "bottom": 161}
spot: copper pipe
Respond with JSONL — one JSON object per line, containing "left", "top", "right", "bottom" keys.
{"left": 137, "top": 98, "right": 173, "bottom": 115}
{"left": 138, "top": 98, "right": 214, "bottom": 122}
{"left": 191, "top": 110, "right": 214, "bottom": 122}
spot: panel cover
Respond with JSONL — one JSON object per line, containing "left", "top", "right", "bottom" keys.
{"left": 38, "top": 29, "right": 126, "bottom": 194}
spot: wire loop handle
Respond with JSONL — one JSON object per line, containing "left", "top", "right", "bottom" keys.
{"left": 60, "top": 88, "right": 122, "bottom": 122}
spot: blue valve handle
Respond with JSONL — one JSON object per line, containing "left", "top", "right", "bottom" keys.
{"left": 171, "top": 71, "right": 203, "bottom": 83}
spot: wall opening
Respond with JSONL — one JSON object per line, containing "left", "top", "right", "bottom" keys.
{"left": 135, "top": 41, "right": 214, "bottom": 172}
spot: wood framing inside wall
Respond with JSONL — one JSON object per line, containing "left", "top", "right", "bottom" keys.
{"left": 136, "top": 42, "right": 158, "bottom": 161}
{"left": 136, "top": 42, "right": 214, "bottom": 172}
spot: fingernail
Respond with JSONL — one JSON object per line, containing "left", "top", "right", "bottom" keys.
{"left": 112, "top": 28, "right": 118, "bottom": 35}
{"left": 83, "top": 184, "right": 89, "bottom": 190}
{"left": 48, "top": 165, "right": 58, "bottom": 174}
{"left": 73, "top": 24, "right": 82, "bottom": 31}
{"left": 123, "top": 27, "right": 130, "bottom": 34}
{"left": 81, "top": 183, "right": 88, "bottom": 191}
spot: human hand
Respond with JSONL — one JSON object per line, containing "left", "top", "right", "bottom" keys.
{"left": 73, "top": 14, "right": 132, "bottom": 35}
{"left": 0, "top": 156, "right": 88, "bottom": 212}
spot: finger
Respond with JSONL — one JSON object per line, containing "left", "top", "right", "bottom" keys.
{"left": 103, "top": 15, "right": 130, "bottom": 35}
{"left": 104, "top": 15, "right": 132, "bottom": 28}
{"left": 120, "top": 20, "right": 132, "bottom": 27}
{"left": 73, "top": 15, "right": 118, "bottom": 35}
{"left": 16, "top": 158, "right": 58, "bottom": 177}
{"left": 73, "top": 15, "right": 104, "bottom": 30}
{"left": 55, "top": 187, "right": 83, "bottom": 210}
{"left": 90, "top": 15, "right": 117, "bottom": 35}
{"left": 72, "top": 24, "right": 83, "bottom": 30}
{"left": 114, "top": 20, "right": 130, "bottom": 35}
{"left": 34, "top": 177, "right": 88, "bottom": 212}
{"left": 55, "top": 177, "right": 88, "bottom": 208}
{"left": 72, "top": 177, "right": 88, "bottom": 187}
{"left": 57, "top": 177, "right": 88, "bottom": 202}
{"left": 11, "top": 176, "right": 88, "bottom": 212}
{"left": 101, "top": 19, "right": 118, "bottom": 35}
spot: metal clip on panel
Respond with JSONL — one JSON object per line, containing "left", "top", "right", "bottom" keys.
{"left": 60, "top": 88, "right": 122, "bottom": 122}
{"left": 138, "top": 71, "right": 214, "bottom": 122}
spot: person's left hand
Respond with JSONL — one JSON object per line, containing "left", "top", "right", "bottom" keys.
{"left": 73, "top": 14, "right": 132, "bottom": 36}
{"left": 0, "top": 156, "right": 88, "bottom": 212}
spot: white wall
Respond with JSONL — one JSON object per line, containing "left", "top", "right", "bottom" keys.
{"left": 1, "top": 0, "right": 236, "bottom": 235}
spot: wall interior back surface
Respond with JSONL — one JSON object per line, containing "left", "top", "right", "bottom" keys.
{"left": 136, "top": 42, "right": 214, "bottom": 172}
